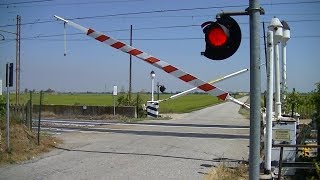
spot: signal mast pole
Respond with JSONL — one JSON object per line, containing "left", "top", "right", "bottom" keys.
{"left": 207, "top": 2, "right": 263, "bottom": 178}
{"left": 249, "top": 0, "right": 261, "bottom": 179}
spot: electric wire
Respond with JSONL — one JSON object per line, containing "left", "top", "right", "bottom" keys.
{"left": 2, "top": 35, "right": 319, "bottom": 43}
{"left": 1, "top": 0, "right": 144, "bottom": 8}
{"left": 0, "top": 0, "right": 54, "bottom": 5}
{"left": 1, "top": 0, "right": 320, "bottom": 27}
{"left": 1, "top": 18, "right": 318, "bottom": 41}
{"left": 47, "top": 0, "right": 144, "bottom": 6}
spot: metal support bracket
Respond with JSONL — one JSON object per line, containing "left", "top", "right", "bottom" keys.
{"left": 216, "top": 7, "right": 265, "bottom": 19}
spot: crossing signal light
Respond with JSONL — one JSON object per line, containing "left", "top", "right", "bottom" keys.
{"left": 159, "top": 85, "right": 166, "bottom": 93}
{"left": 6, "top": 63, "right": 14, "bottom": 87}
{"left": 201, "top": 16, "right": 241, "bottom": 60}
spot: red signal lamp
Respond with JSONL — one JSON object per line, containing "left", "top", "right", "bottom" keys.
{"left": 201, "top": 16, "right": 241, "bottom": 60}
{"left": 208, "top": 26, "right": 228, "bottom": 46}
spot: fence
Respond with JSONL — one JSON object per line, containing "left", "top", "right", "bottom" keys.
{"left": 8, "top": 102, "right": 32, "bottom": 130}
{"left": 273, "top": 144, "right": 320, "bottom": 179}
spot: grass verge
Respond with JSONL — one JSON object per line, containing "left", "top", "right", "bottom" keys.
{"left": 0, "top": 120, "right": 62, "bottom": 165}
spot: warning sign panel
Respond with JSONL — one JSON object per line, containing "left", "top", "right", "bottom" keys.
{"left": 274, "top": 129, "right": 290, "bottom": 142}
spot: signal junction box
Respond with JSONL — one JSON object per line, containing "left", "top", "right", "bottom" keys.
{"left": 271, "top": 118, "right": 297, "bottom": 176}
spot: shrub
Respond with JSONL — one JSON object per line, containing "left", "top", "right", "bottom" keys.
{"left": 0, "top": 95, "right": 5, "bottom": 119}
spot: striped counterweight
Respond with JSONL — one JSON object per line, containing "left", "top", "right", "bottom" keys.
{"left": 54, "top": 15, "right": 230, "bottom": 101}
{"left": 146, "top": 101, "right": 159, "bottom": 118}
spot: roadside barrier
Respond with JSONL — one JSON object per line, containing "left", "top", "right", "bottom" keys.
{"left": 146, "top": 101, "right": 159, "bottom": 118}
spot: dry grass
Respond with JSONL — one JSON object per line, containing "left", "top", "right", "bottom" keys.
{"left": 0, "top": 121, "right": 62, "bottom": 165}
{"left": 204, "top": 164, "right": 249, "bottom": 180}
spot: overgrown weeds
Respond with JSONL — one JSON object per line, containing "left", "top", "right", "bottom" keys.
{"left": 0, "top": 120, "right": 62, "bottom": 165}
{"left": 204, "top": 163, "right": 249, "bottom": 180}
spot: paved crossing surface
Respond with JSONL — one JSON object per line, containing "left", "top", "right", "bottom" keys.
{"left": 0, "top": 97, "right": 249, "bottom": 180}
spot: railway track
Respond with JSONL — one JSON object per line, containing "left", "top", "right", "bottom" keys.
{"left": 32, "top": 118, "right": 250, "bottom": 140}
{"left": 33, "top": 119, "right": 126, "bottom": 132}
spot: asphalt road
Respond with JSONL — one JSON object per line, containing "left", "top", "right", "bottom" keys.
{"left": 0, "top": 97, "right": 249, "bottom": 180}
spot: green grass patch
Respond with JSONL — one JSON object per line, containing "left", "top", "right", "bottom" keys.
{"left": 159, "top": 94, "right": 221, "bottom": 113}
{"left": 11, "top": 93, "right": 222, "bottom": 114}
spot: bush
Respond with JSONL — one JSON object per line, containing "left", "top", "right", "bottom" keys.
{"left": 312, "top": 83, "right": 320, "bottom": 122}
{"left": 0, "top": 95, "right": 5, "bottom": 119}
{"left": 117, "top": 93, "right": 146, "bottom": 118}
{"left": 283, "top": 88, "right": 316, "bottom": 118}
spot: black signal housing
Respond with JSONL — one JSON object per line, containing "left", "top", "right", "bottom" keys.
{"left": 202, "top": 16, "right": 241, "bottom": 60}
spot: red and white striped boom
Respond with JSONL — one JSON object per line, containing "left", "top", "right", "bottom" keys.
{"left": 54, "top": 15, "right": 231, "bottom": 101}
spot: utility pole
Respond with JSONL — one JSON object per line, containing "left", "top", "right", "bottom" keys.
{"left": 15, "top": 15, "right": 21, "bottom": 105}
{"left": 249, "top": 0, "right": 261, "bottom": 179}
{"left": 128, "top": 25, "right": 133, "bottom": 103}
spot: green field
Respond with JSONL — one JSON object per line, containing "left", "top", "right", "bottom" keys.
{"left": 8, "top": 93, "right": 222, "bottom": 114}
{"left": 159, "top": 94, "right": 221, "bottom": 113}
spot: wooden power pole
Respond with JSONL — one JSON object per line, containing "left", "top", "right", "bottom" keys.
{"left": 16, "top": 15, "right": 21, "bottom": 104}
{"left": 128, "top": 25, "right": 133, "bottom": 103}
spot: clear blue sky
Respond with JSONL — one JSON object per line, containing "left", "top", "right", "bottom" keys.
{"left": 0, "top": 0, "right": 319, "bottom": 93}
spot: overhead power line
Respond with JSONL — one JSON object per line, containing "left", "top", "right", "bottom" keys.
{"left": 0, "top": 19, "right": 53, "bottom": 28}
{"left": 70, "top": 4, "right": 247, "bottom": 20}
{"left": 2, "top": 35, "right": 320, "bottom": 43}
{"left": 265, "top": 0, "right": 320, "bottom": 6}
{"left": 6, "top": 18, "right": 318, "bottom": 41}
{"left": 1, "top": 0, "right": 144, "bottom": 7}
{"left": 0, "top": 29, "right": 16, "bottom": 35}
{"left": 1, "top": 0, "right": 320, "bottom": 28}
{"left": 2, "top": 0, "right": 320, "bottom": 7}
{"left": 0, "top": 0, "right": 53, "bottom": 5}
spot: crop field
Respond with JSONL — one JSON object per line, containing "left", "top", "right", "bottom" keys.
{"left": 8, "top": 93, "right": 222, "bottom": 114}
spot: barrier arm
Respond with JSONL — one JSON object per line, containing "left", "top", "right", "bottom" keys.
{"left": 54, "top": 15, "right": 239, "bottom": 103}
{"left": 159, "top": 68, "right": 249, "bottom": 107}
